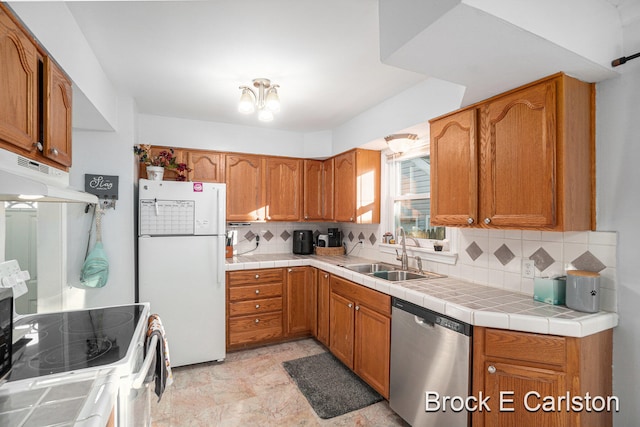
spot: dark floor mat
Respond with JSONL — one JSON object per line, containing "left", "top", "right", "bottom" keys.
{"left": 282, "top": 352, "right": 383, "bottom": 419}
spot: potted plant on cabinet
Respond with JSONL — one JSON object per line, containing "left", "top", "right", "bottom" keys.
{"left": 134, "top": 145, "right": 191, "bottom": 181}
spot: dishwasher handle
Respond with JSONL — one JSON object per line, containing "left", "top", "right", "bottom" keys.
{"left": 413, "top": 315, "right": 435, "bottom": 328}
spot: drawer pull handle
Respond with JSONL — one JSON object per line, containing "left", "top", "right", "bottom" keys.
{"left": 488, "top": 365, "right": 496, "bottom": 374}
{"left": 255, "top": 319, "right": 260, "bottom": 323}
{"left": 255, "top": 304, "right": 260, "bottom": 309}
{"left": 255, "top": 289, "right": 260, "bottom": 294}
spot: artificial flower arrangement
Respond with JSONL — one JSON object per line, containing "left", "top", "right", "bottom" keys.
{"left": 134, "top": 144, "right": 191, "bottom": 181}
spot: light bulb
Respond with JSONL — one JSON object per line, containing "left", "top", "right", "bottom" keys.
{"left": 265, "top": 86, "right": 280, "bottom": 113}
{"left": 258, "top": 108, "right": 274, "bottom": 122}
{"left": 238, "top": 88, "right": 255, "bottom": 114}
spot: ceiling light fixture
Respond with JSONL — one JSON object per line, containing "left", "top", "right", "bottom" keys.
{"left": 384, "top": 133, "right": 418, "bottom": 153}
{"left": 238, "top": 78, "right": 280, "bottom": 122}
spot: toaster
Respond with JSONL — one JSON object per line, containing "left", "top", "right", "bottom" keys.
{"left": 317, "top": 235, "right": 329, "bottom": 247}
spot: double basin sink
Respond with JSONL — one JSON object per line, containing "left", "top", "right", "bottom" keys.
{"left": 340, "top": 262, "right": 445, "bottom": 282}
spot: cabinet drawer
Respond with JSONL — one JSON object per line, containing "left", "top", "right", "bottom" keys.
{"left": 330, "top": 276, "right": 391, "bottom": 316}
{"left": 484, "top": 328, "right": 566, "bottom": 367}
{"left": 229, "top": 283, "right": 282, "bottom": 301}
{"left": 228, "top": 297, "right": 282, "bottom": 316}
{"left": 228, "top": 312, "right": 283, "bottom": 346}
{"left": 227, "top": 269, "right": 284, "bottom": 286}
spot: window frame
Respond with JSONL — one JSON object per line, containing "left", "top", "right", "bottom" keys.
{"left": 383, "top": 145, "right": 457, "bottom": 259}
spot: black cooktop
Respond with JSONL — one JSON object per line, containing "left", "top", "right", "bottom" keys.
{"left": 7, "top": 305, "right": 145, "bottom": 382}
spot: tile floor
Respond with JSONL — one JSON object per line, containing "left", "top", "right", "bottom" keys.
{"left": 151, "top": 339, "right": 407, "bottom": 426}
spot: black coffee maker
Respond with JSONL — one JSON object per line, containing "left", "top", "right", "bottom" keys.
{"left": 327, "top": 228, "right": 342, "bottom": 247}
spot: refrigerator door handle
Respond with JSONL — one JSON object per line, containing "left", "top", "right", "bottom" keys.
{"left": 218, "top": 238, "right": 225, "bottom": 285}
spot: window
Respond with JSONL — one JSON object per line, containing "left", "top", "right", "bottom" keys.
{"left": 390, "top": 155, "right": 445, "bottom": 241}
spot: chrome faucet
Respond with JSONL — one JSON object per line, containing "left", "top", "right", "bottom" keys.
{"left": 396, "top": 227, "right": 409, "bottom": 270}
{"left": 415, "top": 256, "right": 423, "bottom": 274}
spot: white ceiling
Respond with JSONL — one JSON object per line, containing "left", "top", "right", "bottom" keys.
{"left": 65, "top": 0, "right": 428, "bottom": 133}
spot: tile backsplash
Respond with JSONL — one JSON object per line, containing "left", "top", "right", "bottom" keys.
{"left": 227, "top": 222, "right": 617, "bottom": 313}
{"left": 447, "top": 229, "right": 618, "bottom": 313}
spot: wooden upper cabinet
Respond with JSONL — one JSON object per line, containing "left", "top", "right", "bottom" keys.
{"left": 333, "top": 151, "right": 356, "bottom": 222}
{"left": 226, "top": 154, "right": 264, "bottom": 222}
{"left": 430, "top": 108, "right": 478, "bottom": 226}
{"left": 43, "top": 58, "right": 72, "bottom": 167}
{"left": 481, "top": 80, "right": 556, "bottom": 228}
{"left": 322, "top": 158, "right": 335, "bottom": 221}
{"left": 303, "top": 160, "right": 324, "bottom": 221}
{"left": 333, "top": 149, "right": 381, "bottom": 224}
{"left": 430, "top": 73, "right": 594, "bottom": 231}
{"left": 0, "top": 6, "right": 39, "bottom": 153}
{"left": 303, "top": 158, "right": 335, "bottom": 221}
{"left": 187, "top": 150, "right": 225, "bottom": 183}
{"left": 265, "top": 157, "right": 302, "bottom": 221}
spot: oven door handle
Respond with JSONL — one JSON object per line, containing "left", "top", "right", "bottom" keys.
{"left": 131, "top": 334, "right": 159, "bottom": 390}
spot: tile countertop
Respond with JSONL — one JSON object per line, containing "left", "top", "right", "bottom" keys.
{"left": 226, "top": 253, "right": 618, "bottom": 338}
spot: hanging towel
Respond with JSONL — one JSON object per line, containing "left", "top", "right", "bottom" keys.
{"left": 81, "top": 205, "right": 109, "bottom": 288}
{"left": 146, "top": 314, "right": 173, "bottom": 401}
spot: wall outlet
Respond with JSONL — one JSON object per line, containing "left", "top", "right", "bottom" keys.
{"left": 522, "top": 259, "right": 535, "bottom": 279}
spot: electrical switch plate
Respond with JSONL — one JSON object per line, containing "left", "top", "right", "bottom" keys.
{"left": 522, "top": 259, "right": 535, "bottom": 279}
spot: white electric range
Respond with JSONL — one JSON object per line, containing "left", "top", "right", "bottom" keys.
{"left": 0, "top": 303, "right": 152, "bottom": 427}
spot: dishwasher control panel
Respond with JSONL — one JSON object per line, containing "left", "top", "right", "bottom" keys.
{"left": 392, "top": 297, "right": 472, "bottom": 336}
{"left": 435, "top": 316, "right": 462, "bottom": 332}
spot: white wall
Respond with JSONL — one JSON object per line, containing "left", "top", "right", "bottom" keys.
{"left": 595, "top": 52, "right": 640, "bottom": 425}
{"left": 64, "top": 94, "right": 139, "bottom": 309}
{"left": 139, "top": 114, "right": 309, "bottom": 158}
{"left": 332, "top": 78, "right": 466, "bottom": 154}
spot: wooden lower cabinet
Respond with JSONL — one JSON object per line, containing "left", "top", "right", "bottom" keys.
{"left": 473, "top": 327, "right": 613, "bottom": 427}
{"left": 315, "top": 269, "right": 330, "bottom": 347}
{"left": 227, "top": 267, "right": 317, "bottom": 350}
{"left": 285, "top": 267, "right": 316, "bottom": 338}
{"left": 329, "top": 275, "right": 391, "bottom": 398}
{"left": 226, "top": 269, "right": 284, "bottom": 350}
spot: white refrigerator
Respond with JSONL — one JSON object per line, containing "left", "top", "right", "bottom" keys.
{"left": 137, "top": 179, "right": 226, "bottom": 366}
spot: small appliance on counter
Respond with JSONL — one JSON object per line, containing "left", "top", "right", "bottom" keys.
{"left": 327, "top": 228, "right": 342, "bottom": 247}
{"left": 293, "top": 230, "right": 314, "bottom": 254}
{"left": 566, "top": 270, "right": 600, "bottom": 313}
{"left": 317, "top": 234, "right": 329, "bottom": 247}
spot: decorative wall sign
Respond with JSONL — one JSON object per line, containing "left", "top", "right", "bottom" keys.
{"left": 85, "top": 174, "right": 119, "bottom": 199}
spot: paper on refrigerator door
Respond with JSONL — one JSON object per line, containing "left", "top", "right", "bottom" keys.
{"left": 139, "top": 200, "right": 195, "bottom": 235}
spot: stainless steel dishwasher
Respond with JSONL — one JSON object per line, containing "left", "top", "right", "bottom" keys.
{"left": 389, "top": 297, "right": 472, "bottom": 427}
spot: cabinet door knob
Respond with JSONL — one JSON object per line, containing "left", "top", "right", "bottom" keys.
{"left": 267, "top": 216, "right": 271, "bottom": 220}
{"left": 255, "top": 319, "right": 260, "bottom": 323}
{"left": 288, "top": 268, "right": 293, "bottom": 273}
{"left": 348, "top": 303, "right": 353, "bottom": 308}
{"left": 355, "top": 305, "right": 360, "bottom": 311}
{"left": 324, "top": 274, "right": 328, "bottom": 278}
{"left": 350, "top": 217, "right": 354, "bottom": 222}
{"left": 51, "top": 148, "right": 59, "bottom": 156}
{"left": 484, "top": 218, "right": 491, "bottom": 225}
{"left": 488, "top": 365, "right": 496, "bottom": 374}
{"left": 304, "top": 215, "right": 309, "bottom": 220}
{"left": 255, "top": 274, "right": 260, "bottom": 279}
{"left": 467, "top": 217, "right": 474, "bottom": 225}
{"left": 255, "top": 304, "right": 260, "bottom": 309}
{"left": 255, "top": 289, "right": 260, "bottom": 294}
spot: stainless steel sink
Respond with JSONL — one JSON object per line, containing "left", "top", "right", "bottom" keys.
{"left": 342, "top": 263, "right": 401, "bottom": 274}
{"left": 371, "top": 270, "right": 430, "bottom": 281}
